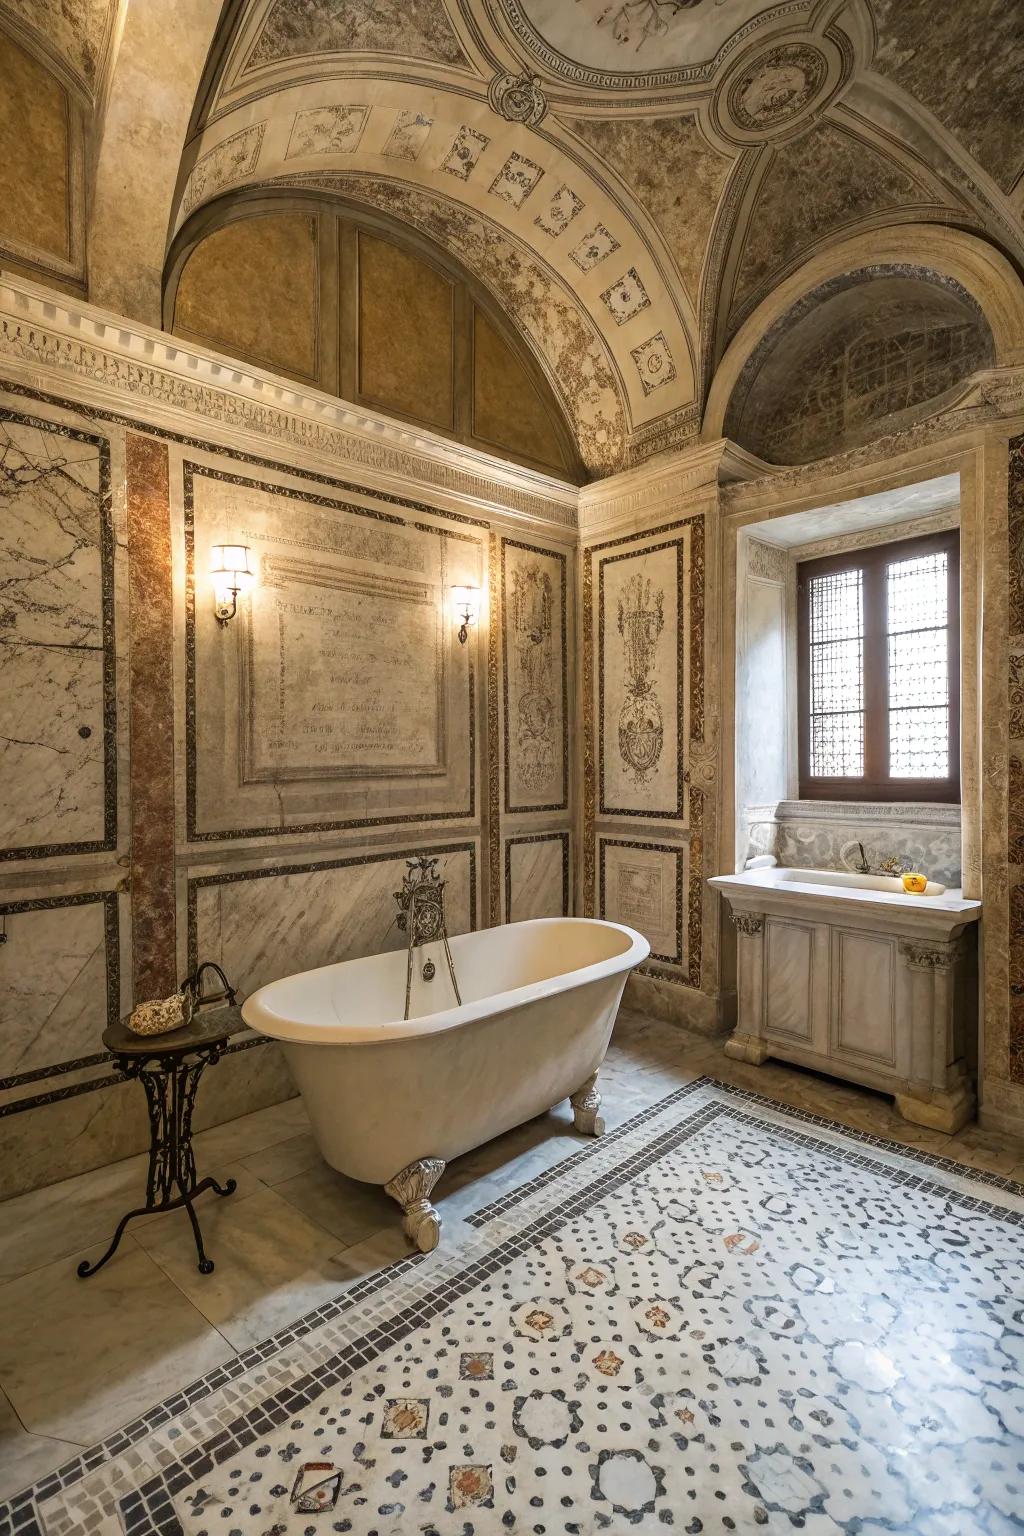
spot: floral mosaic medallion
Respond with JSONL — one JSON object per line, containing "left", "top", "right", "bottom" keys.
{"left": 4, "top": 1081, "right": 1024, "bottom": 1535}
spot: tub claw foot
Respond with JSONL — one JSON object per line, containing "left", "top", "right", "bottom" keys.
{"left": 385, "top": 1157, "right": 446, "bottom": 1253}
{"left": 571, "top": 1073, "right": 605, "bottom": 1137}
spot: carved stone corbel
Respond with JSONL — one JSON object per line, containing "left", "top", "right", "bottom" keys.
{"left": 384, "top": 1157, "right": 446, "bottom": 1253}
{"left": 898, "top": 937, "right": 958, "bottom": 969}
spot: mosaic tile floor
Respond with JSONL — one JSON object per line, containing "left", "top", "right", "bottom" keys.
{"left": 2, "top": 1072, "right": 1022, "bottom": 1536}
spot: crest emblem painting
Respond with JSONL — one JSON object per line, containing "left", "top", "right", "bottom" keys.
{"left": 511, "top": 563, "right": 555, "bottom": 791}
{"left": 617, "top": 572, "right": 665, "bottom": 784}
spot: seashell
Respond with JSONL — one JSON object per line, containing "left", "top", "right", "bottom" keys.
{"left": 127, "top": 992, "right": 193, "bottom": 1036}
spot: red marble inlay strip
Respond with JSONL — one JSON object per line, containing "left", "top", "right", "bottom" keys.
{"left": 126, "top": 433, "right": 177, "bottom": 1001}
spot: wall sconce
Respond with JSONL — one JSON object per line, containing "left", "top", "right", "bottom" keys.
{"left": 210, "top": 544, "right": 256, "bottom": 625}
{"left": 452, "top": 584, "right": 480, "bottom": 646}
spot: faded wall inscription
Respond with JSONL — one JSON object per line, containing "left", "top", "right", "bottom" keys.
{"left": 242, "top": 557, "right": 445, "bottom": 782}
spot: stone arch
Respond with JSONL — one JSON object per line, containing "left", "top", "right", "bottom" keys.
{"left": 703, "top": 226, "right": 1024, "bottom": 461}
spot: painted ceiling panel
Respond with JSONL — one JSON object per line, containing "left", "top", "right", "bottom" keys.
{"left": 561, "top": 114, "right": 733, "bottom": 312}
{"left": 730, "top": 123, "right": 933, "bottom": 323}
{"left": 244, "top": 0, "right": 468, "bottom": 71}
{"left": 871, "top": 0, "right": 1024, "bottom": 195}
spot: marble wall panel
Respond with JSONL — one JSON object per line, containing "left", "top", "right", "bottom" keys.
{"left": 501, "top": 539, "right": 567, "bottom": 814}
{"left": 185, "top": 462, "right": 483, "bottom": 840}
{"left": 598, "top": 836, "right": 685, "bottom": 968}
{"left": 0, "top": 892, "right": 118, "bottom": 1080}
{"left": 583, "top": 507, "right": 709, "bottom": 1011}
{"left": 504, "top": 833, "right": 569, "bottom": 924}
{"left": 599, "top": 538, "right": 685, "bottom": 819}
{"left": 188, "top": 843, "right": 476, "bottom": 1000}
{"left": 0, "top": 409, "right": 115, "bottom": 859}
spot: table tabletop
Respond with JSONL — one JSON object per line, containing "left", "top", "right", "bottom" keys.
{"left": 102, "top": 1003, "right": 245, "bottom": 1057}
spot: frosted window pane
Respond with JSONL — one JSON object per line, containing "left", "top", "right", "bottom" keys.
{"left": 887, "top": 549, "right": 950, "bottom": 777}
{"left": 887, "top": 551, "right": 947, "bottom": 633}
{"left": 808, "top": 568, "right": 863, "bottom": 777}
{"left": 888, "top": 629, "right": 948, "bottom": 708}
{"left": 890, "top": 707, "right": 949, "bottom": 778}
{"left": 811, "top": 712, "right": 864, "bottom": 779}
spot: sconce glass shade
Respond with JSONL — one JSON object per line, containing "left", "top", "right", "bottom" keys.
{"left": 210, "top": 544, "right": 256, "bottom": 624}
{"left": 452, "top": 584, "right": 480, "bottom": 645}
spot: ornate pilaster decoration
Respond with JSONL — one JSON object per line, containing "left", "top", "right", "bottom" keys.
{"left": 570, "top": 1072, "right": 605, "bottom": 1137}
{"left": 730, "top": 913, "right": 764, "bottom": 936}
{"left": 487, "top": 531, "right": 501, "bottom": 926}
{"left": 898, "top": 938, "right": 958, "bottom": 969}
{"left": 384, "top": 1157, "right": 446, "bottom": 1254}
{"left": 488, "top": 67, "right": 547, "bottom": 127}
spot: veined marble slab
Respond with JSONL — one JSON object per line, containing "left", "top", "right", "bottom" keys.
{"left": 0, "top": 411, "right": 113, "bottom": 856}
{"left": 190, "top": 844, "right": 475, "bottom": 1001}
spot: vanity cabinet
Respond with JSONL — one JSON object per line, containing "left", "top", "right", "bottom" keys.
{"left": 711, "top": 871, "right": 981, "bottom": 1133}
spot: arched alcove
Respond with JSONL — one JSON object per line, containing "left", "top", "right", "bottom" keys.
{"left": 164, "top": 192, "right": 583, "bottom": 480}
{"left": 704, "top": 226, "right": 1024, "bottom": 465}
{"left": 723, "top": 267, "right": 995, "bottom": 464}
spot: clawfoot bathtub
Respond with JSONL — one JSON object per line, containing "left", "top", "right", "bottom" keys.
{"left": 241, "top": 917, "right": 649, "bottom": 1252}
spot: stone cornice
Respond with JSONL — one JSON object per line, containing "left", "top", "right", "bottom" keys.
{"left": 578, "top": 438, "right": 770, "bottom": 541}
{"left": 0, "top": 273, "right": 580, "bottom": 531}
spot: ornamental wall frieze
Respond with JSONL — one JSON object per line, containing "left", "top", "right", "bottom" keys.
{"left": 0, "top": 291, "right": 579, "bottom": 530}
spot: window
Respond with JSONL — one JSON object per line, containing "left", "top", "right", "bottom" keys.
{"left": 797, "top": 531, "right": 959, "bottom": 802}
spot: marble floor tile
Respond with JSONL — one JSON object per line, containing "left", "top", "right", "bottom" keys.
{"left": 238, "top": 1130, "right": 322, "bottom": 1186}
{"left": 134, "top": 1185, "right": 355, "bottom": 1351}
{"left": 188, "top": 1093, "right": 309, "bottom": 1169}
{"left": 0, "top": 1387, "right": 78, "bottom": 1503}
{"left": 0, "top": 1242, "right": 231, "bottom": 1446}
{"left": 0, "top": 1151, "right": 152, "bottom": 1286}
{"left": 270, "top": 1161, "right": 396, "bottom": 1248}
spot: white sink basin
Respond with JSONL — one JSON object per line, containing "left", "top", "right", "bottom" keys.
{"left": 773, "top": 867, "right": 946, "bottom": 896}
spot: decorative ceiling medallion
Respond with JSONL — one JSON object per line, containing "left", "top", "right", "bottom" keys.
{"left": 488, "top": 67, "right": 548, "bottom": 127}
{"left": 709, "top": 33, "right": 845, "bottom": 147}
{"left": 729, "top": 42, "right": 825, "bottom": 131}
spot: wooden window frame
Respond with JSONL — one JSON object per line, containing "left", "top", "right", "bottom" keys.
{"left": 797, "top": 530, "right": 960, "bottom": 804}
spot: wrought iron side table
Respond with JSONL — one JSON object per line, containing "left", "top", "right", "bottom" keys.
{"left": 77, "top": 1005, "right": 242, "bottom": 1278}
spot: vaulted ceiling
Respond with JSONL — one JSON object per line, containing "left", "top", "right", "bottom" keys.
{"left": 2, "top": 0, "right": 1023, "bottom": 477}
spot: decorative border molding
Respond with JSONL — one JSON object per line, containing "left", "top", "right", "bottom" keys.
{"left": 486, "top": 0, "right": 815, "bottom": 95}
{"left": 504, "top": 830, "right": 570, "bottom": 923}
{"left": 0, "top": 275, "right": 579, "bottom": 530}
{"left": 0, "top": 407, "right": 117, "bottom": 862}
{"left": 487, "top": 532, "right": 501, "bottom": 927}
{"left": 501, "top": 537, "right": 569, "bottom": 815}
{"left": 186, "top": 841, "right": 478, "bottom": 972}
{"left": 183, "top": 462, "right": 479, "bottom": 844}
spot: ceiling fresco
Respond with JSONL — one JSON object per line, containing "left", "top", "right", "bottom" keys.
{"left": 2, "top": 0, "right": 1023, "bottom": 473}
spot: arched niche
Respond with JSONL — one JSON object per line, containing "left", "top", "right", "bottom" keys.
{"left": 163, "top": 191, "right": 583, "bottom": 481}
{"left": 704, "top": 226, "right": 1024, "bottom": 465}
{"left": 0, "top": 24, "right": 86, "bottom": 294}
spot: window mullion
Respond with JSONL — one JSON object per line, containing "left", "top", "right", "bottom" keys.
{"left": 862, "top": 558, "right": 888, "bottom": 786}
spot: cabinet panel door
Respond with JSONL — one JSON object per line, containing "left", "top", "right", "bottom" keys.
{"left": 830, "top": 930, "right": 901, "bottom": 1071}
{"left": 764, "top": 919, "right": 815, "bottom": 1045}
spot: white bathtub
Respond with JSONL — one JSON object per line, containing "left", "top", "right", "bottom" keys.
{"left": 241, "top": 917, "right": 649, "bottom": 1251}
